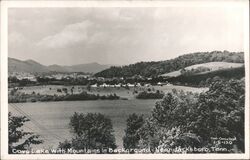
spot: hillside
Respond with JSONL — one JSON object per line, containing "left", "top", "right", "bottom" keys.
{"left": 47, "top": 63, "right": 110, "bottom": 73}
{"left": 9, "top": 58, "right": 111, "bottom": 74}
{"left": 67, "top": 63, "right": 110, "bottom": 73}
{"left": 47, "top": 64, "right": 68, "bottom": 72}
{"left": 8, "top": 58, "right": 50, "bottom": 73}
{"left": 94, "top": 51, "right": 244, "bottom": 78}
{"left": 166, "top": 66, "right": 245, "bottom": 87}
{"left": 161, "top": 62, "right": 244, "bottom": 77}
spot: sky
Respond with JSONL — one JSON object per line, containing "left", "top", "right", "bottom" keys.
{"left": 8, "top": 6, "right": 245, "bottom": 66}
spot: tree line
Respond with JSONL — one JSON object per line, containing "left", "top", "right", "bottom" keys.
{"left": 8, "top": 91, "right": 120, "bottom": 103}
{"left": 95, "top": 51, "right": 244, "bottom": 78}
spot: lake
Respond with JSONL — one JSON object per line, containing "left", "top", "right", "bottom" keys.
{"left": 9, "top": 99, "right": 158, "bottom": 149}
{"left": 9, "top": 85, "right": 208, "bottom": 150}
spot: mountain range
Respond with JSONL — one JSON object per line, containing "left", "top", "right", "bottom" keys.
{"left": 8, "top": 58, "right": 111, "bottom": 74}
{"left": 9, "top": 51, "right": 244, "bottom": 77}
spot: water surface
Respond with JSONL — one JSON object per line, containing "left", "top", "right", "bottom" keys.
{"left": 9, "top": 99, "right": 157, "bottom": 149}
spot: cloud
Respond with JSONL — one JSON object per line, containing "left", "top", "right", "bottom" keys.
{"left": 37, "top": 20, "right": 92, "bottom": 48}
{"left": 9, "top": 31, "right": 29, "bottom": 46}
{"left": 9, "top": 7, "right": 245, "bottom": 66}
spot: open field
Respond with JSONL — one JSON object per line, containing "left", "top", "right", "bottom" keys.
{"left": 161, "top": 62, "right": 244, "bottom": 77}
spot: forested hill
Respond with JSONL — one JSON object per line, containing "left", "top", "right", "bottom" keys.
{"left": 94, "top": 51, "right": 244, "bottom": 78}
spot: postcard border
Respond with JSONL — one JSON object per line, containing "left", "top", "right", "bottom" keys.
{"left": 1, "top": 0, "right": 249, "bottom": 159}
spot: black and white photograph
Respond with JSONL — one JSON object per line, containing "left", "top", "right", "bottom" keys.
{"left": 1, "top": 0, "right": 249, "bottom": 159}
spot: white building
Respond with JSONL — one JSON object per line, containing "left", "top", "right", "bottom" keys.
{"left": 127, "top": 83, "right": 135, "bottom": 87}
{"left": 100, "top": 83, "right": 109, "bottom": 87}
{"left": 91, "top": 84, "right": 98, "bottom": 88}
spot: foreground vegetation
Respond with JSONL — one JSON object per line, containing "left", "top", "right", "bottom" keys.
{"left": 59, "top": 113, "right": 116, "bottom": 153}
{"left": 123, "top": 78, "right": 245, "bottom": 153}
{"left": 8, "top": 112, "right": 43, "bottom": 153}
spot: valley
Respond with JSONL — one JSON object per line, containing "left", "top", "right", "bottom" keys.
{"left": 8, "top": 51, "right": 245, "bottom": 152}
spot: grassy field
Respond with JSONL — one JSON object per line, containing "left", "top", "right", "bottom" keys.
{"left": 161, "top": 62, "right": 244, "bottom": 77}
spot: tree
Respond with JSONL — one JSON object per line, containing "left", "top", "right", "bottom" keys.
{"left": 62, "top": 88, "right": 68, "bottom": 94}
{"left": 136, "top": 90, "right": 200, "bottom": 152}
{"left": 86, "top": 83, "right": 91, "bottom": 92}
{"left": 157, "top": 127, "right": 201, "bottom": 153}
{"left": 136, "top": 91, "right": 164, "bottom": 99}
{"left": 137, "top": 117, "right": 160, "bottom": 152}
{"left": 65, "top": 112, "right": 116, "bottom": 153}
{"left": 180, "top": 68, "right": 186, "bottom": 74}
{"left": 58, "top": 139, "right": 72, "bottom": 150}
{"left": 123, "top": 114, "right": 144, "bottom": 151}
{"left": 193, "top": 79, "right": 245, "bottom": 152}
{"left": 8, "top": 76, "right": 19, "bottom": 83}
{"left": 8, "top": 112, "right": 43, "bottom": 153}
{"left": 151, "top": 91, "right": 198, "bottom": 128}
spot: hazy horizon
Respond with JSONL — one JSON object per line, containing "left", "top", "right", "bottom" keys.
{"left": 9, "top": 6, "right": 245, "bottom": 66}
{"left": 8, "top": 56, "right": 114, "bottom": 66}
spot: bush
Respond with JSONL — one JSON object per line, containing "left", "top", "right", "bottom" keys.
{"left": 136, "top": 91, "right": 164, "bottom": 99}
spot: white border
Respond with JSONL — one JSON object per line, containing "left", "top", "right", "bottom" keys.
{"left": 1, "top": 0, "right": 249, "bottom": 159}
